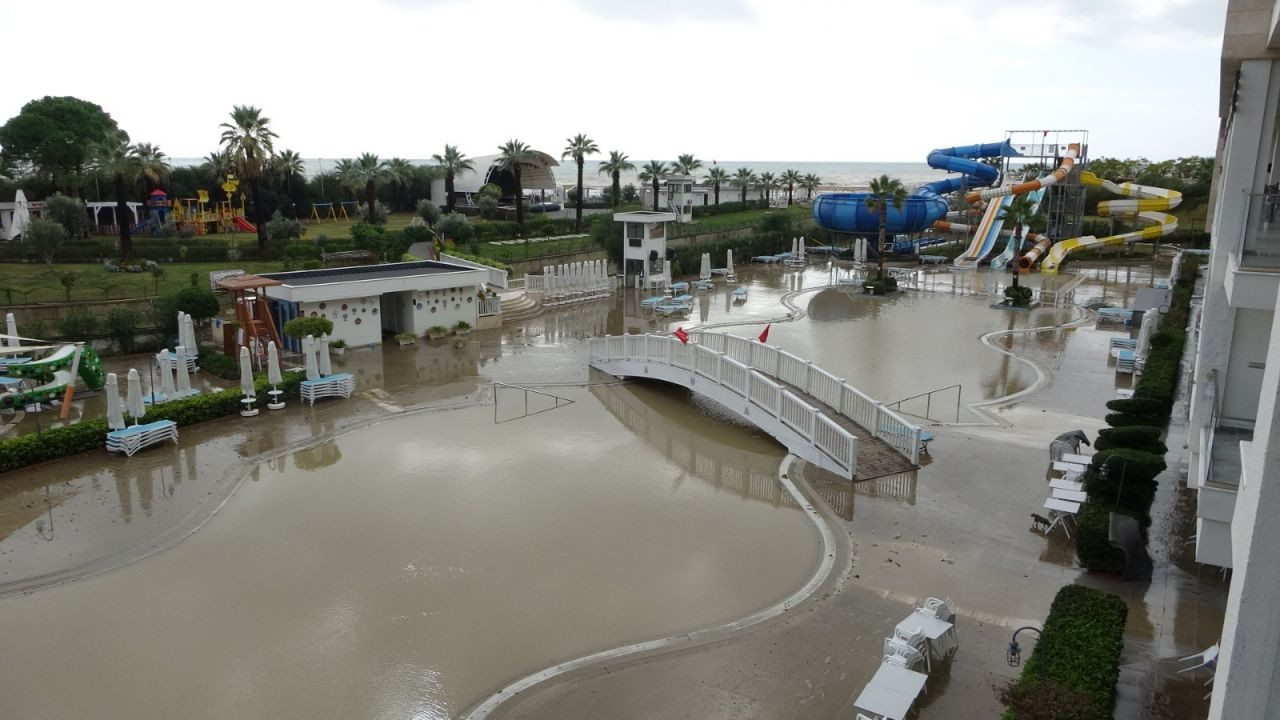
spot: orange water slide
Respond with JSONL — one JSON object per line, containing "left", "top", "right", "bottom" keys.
{"left": 963, "top": 143, "right": 1081, "bottom": 207}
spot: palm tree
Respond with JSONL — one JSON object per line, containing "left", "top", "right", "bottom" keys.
{"left": 432, "top": 145, "right": 474, "bottom": 215}
{"left": 273, "top": 149, "right": 305, "bottom": 213}
{"left": 674, "top": 153, "right": 703, "bottom": 176}
{"left": 863, "top": 174, "right": 907, "bottom": 280}
{"left": 598, "top": 150, "right": 635, "bottom": 208}
{"left": 339, "top": 153, "right": 390, "bottom": 223}
{"left": 94, "top": 140, "right": 170, "bottom": 260}
{"left": 705, "top": 167, "right": 729, "bottom": 206}
{"left": 386, "top": 157, "right": 415, "bottom": 211}
{"left": 561, "top": 134, "right": 599, "bottom": 232}
{"left": 496, "top": 139, "right": 536, "bottom": 234}
{"left": 731, "top": 168, "right": 756, "bottom": 205}
{"left": 758, "top": 172, "right": 778, "bottom": 204}
{"left": 801, "top": 173, "right": 822, "bottom": 200}
{"left": 200, "top": 149, "right": 234, "bottom": 180}
{"left": 131, "top": 143, "right": 169, "bottom": 194}
{"left": 219, "top": 105, "right": 278, "bottom": 253}
{"left": 638, "top": 160, "right": 669, "bottom": 212}
{"left": 997, "top": 193, "right": 1040, "bottom": 289}
{"left": 780, "top": 169, "right": 802, "bottom": 206}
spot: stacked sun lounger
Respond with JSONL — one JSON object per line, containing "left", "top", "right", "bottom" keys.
{"left": 1097, "top": 307, "right": 1136, "bottom": 325}
{"left": 733, "top": 287, "right": 748, "bottom": 303}
{"left": 300, "top": 372, "right": 356, "bottom": 405}
{"left": 106, "top": 420, "right": 179, "bottom": 457}
{"left": 669, "top": 281, "right": 690, "bottom": 294}
{"left": 640, "top": 296, "right": 666, "bottom": 310}
{"left": 1116, "top": 349, "right": 1137, "bottom": 374}
{"left": 692, "top": 279, "right": 715, "bottom": 291}
{"left": 1109, "top": 336, "right": 1137, "bottom": 351}
{"left": 752, "top": 253, "right": 788, "bottom": 264}
{"left": 157, "top": 350, "right": 198, "bottom": 373}
{"left": 655, "top": 295, "right": 694, "bottom": 317}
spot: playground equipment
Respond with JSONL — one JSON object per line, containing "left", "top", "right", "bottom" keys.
{"left": 130, "top": 189, "right": 173, "bottom": 235}
{"left": 1031, "top": 172, "right": 1181, "bottom": 274}
{"left": 217, "top": 274, "right": 284, "bottom": 366}
{"left": 0, "top": 344, "right": 105, "bottom": 411}
{"left": 170, "top": 179, "right": 256, "bottom": 235}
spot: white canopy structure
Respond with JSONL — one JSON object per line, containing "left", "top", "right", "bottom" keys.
{"left": 429, "top": 150, "right": 560, "bottom": 206}
{"left": 4, "top": 190, "right": 31, "bottom": 241}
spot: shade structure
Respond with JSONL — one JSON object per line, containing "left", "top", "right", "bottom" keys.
{"left": 726, "top": 250, "right": 734, "bottom": 275}
{"left": 126, "top": 368, "right": 145, "bottom": 422}
{"left": 175, "top": 346, "right": 192, "bottom": 394}
{"left": 303, "top": 335, "right": 319, "bottom": 381}
{"left": 267, "top": 341, "right": 282, "bottom": 385}
{"left": 700, "top": 253, "right": 711, "bottom": 280}
{"left": 239, "top": 346, "right": 256, "bottom": 397}
{"left": 105, "top": 373, "right": 125, "bottom": 430}
{"left": 158, "top": 349, "right": 176, "bottom": 398}
{"left": 318, "top": 335, "right": 332, "bottom": 377}
{"left": 4, "top": 313, "right": 17, "bottom": 348}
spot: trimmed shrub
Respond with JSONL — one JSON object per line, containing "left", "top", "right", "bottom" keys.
{"left": 1001, "top": 584, "right": 1128, "bottom": 720}
{"left": 1095, "top": 426, "right": 1167, "bottom": 455}
{"left": 1104, "top": 412, "right": 1156, "bottom": 428}
{"left": 1005, "top": 285, "right": 1034, "bottom": 306}
{"left": 1085, "top": 449, "right": 1165, "bottom": 514}
{"left": 58, "top": 308, "right": 97, "bottom": 339}
{"left": 283, "top": 316, "right": 334, "bottom": 340}
{"left": 1073, "top": 503, "right": 1129, "bottom": 575}
{"left": 1104, "top": 397, "right": 1165, "bottom": 422}
{"left": 106, "top": 308, "right": 141, "bottom": 353}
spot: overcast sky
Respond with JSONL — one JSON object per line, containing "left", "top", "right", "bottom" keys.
{"left": 0, "top": 0, "right": 1227, "bottom": 163}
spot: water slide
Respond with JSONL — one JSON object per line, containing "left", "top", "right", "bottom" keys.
{"left": 947, "top": 144, "right": 1080, "bottom": 269}
{"left": 1033, "top": 172, "right": 1181, "bottom": 274}
{"left": 989, "top": 189, "right": 1046, "bottom": 271}
{"left": 811, "top": 141, "right": 1018, "bottom": 242}
{"left": 232, "top": 216, "right": 257, "bottom": 233}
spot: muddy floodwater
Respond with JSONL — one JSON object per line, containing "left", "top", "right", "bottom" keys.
{"left": 0, "top": 385, "right": 817, "bottom": 719}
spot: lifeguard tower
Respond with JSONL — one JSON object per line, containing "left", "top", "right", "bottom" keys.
{"left": 615, "top": 210, "right": 677, "bottom": 289}
{"left": 662, "top": 176, "right": 695, "bottom": 223}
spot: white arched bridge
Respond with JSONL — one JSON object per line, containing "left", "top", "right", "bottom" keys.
{"left": 588, "top": 332, "right": 923, "bottom": 480}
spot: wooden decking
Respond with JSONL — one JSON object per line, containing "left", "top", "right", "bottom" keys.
{"left": 779, "top": 379, "right": 920, "bottom": 481}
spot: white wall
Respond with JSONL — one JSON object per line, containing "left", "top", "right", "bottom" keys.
{"left": 1223, "top": 308, "right": 1274, "bottom": 425}
{"left": 403, "top": 285, "right": 480, "bottom": 335}
{"left": 300, "top": 295, "right": 382, "bottom": 347}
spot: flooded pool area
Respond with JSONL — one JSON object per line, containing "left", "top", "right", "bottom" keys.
{"left": 0, "top": 254, "right": 1225, "bottom": 720}
{"left": 0, "top": 385, "right": 818, "bottom": 719}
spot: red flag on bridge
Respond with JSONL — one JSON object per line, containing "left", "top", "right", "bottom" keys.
{"left": 674, "top": 327, "right": 689, "bottom": 345}
{"left": 758, "top": 324, "right": 771, "bottom": 343}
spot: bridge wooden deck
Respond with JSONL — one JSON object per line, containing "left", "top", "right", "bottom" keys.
{"left": 778, "top": 379, "right": 920, "bottom": 480}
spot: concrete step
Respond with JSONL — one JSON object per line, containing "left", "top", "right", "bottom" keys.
{"left": 499, "top": 292, "right": 543, "bottom": 324}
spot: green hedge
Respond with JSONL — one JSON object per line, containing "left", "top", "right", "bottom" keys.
{"left": 669, "top": 231, "right": 789, "bottom": 277}
{"left": 0, "top": 356, "right": 303, "bottom": 474}
{"left": 1073, "top": 504, "right": 1130, "bottom": 575}
{"left": 1002, "top": 585, "right": 1129, "bottom": 720}
{"left": 1095, "top": 426, "right": 1167, "bottom": 455}
{"left": 691, "top": 200, "right": 768, "bottom": 217}
{"left": 1104, "top": 397, "right": 1165, "bottom": 422}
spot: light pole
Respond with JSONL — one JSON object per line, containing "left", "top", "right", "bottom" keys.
{"left": 1007, "top": 626, "right": 1043, "bottom": 667}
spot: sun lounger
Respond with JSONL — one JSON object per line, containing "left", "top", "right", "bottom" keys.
{"left": 669, "top": 282, "right": 689, "bottom": 293}
{"left": 692, "top": 279, "right": 714, "bottom": 291}
{"left": 878, "top": 424, "right": 933, "bottom": 455}
{"left": 1116, "top": 349, "right": 1137, "bottom": 374}
{"left": 1062, "top": 452, "right": 1092, "bottom": 465}
{"left": 1109, "top": 336, "right": 1137, "bottom": 350}
{"left": 1053, "top": 488, "right": 1088, "bottom": 503}
{"left": 106, "top": 420, "right": 179, "bottom": 457}
{"left": 300, "top": 372, "right": 355, "bottom": 405}
{"left": 640, "top": 296, "right": 665, "bottom": 309}
{"left": 1042, "top": 497, "right": 1081, "bottom": 538}
{"left": 1049, "top": 478, "right": 1084, "bottom": 492}
{"left": 1052, "top": 460, "right": 1086, "bottom": 474}
{"left": 733, "top": 287, "right": 748, "bottom": 303}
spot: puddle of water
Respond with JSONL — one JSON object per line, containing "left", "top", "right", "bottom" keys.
{"left": 0, "top": 387, "right": 817, "bottom": 719}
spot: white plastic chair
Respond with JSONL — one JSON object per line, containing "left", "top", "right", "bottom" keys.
{"left": 883, "top": 643, "right": 925, "bottom": 671}
{"left": 894, "top": 625, "right": 926, "bottom": 650}
{"left": 922, "top": 597, "right": 954, "bottom": 621}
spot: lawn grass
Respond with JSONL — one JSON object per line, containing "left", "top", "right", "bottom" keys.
{"left": 0, "top": 260, "right": 288, "bottom": 304}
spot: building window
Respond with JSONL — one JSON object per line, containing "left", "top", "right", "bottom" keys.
{"left": 626, "top": 222, "right": 644, "bottom": 240}
{"left": 650, "top": 257, "right": 664, "bottom": 274}
{"left": 629, "top": 237, "right": 642, "bottom": 247}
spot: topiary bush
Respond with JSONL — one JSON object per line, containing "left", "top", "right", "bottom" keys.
{"left": 1095, "top": 426, "right": 1167, "bottom": 455}
{"left": 1073, "top": 503, "right": 1130, "bottom": 575}
{"left": 1104, "top": 397, "right": 1165, "bottom": 423}
{"left": 1004, "top": 285, "right": 1034, "bottom": 307}
{"left": 1001, "top": 584, "right": 1128, "bottom": 720}
{"left": 1084, "top": 449, "right": 1166, "bottom": 515}
{"left": 1104, "top": 412, "right": 1156, "bottom": 428}
{"left": 58, "top": 308, "right": 97, "bottom": 340}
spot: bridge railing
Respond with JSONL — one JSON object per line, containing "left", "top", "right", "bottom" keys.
{"left": 589, "top": 332, "right": 922, "bottom": 465}
{"left": 590, "top": 334, "right": 861, "bottom": 476}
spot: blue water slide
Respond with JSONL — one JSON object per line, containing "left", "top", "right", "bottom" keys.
{"left": 812, "top": 140, "right": 1020, "bottom": 237}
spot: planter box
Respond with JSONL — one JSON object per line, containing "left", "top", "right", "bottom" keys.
{"left": 332, "top": 347, "right": 346, "bottom": 355}
{"left": 427, "top": 332, "right": 447, "bottom": 340}
{"left": 454, "top": 328, "right": 472, "bottom": 336}
{"left": 398, "top": 338, "right": 416, "bottom": 346}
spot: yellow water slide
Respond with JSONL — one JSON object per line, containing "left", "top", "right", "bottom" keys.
{"left": 1033, "top": 172, "right": 1181, "bottom": 274}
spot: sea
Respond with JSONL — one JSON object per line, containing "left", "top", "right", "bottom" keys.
{"left": 170, "top": 158, "right": 938, "bottom": 192}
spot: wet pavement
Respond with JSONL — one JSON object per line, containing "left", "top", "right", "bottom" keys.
{"left": 0, "top": 259, "right": 1225, "bottom": 719}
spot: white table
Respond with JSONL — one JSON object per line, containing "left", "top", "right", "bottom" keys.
{"left": 1062, "top": 453, "right": 1093, "bottom": 465}
{"left": 1052, "top": 460, "right": 1086, "bottom": 474}
{"left": 896, "top": 610, "right": 958, "bottom": 669}
{"left": 853, "top": 663, "right": 929, "bottom": 720}
{"left": 1053, "top": 488, "right": 1088, "bottom": 503}
{"left": 1043, "top": 497, "right": 1082, "bottom": 538}
{"left": 1050, "top": 478, "right": 1084, "bottom": 492}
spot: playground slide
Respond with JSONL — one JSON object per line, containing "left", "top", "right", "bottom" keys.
{"left": 0, "top": 369, "right": 75, "bottom": 410}
{"left": 989, "top": 189, "right": 1046, "bottom": 271}
{"left": 1036, "top": 172, "right": 1181, "bottom": 274}
{"left": 232, "top": 216, "right": 257, "bottom": 233}
{"left": 811, "top": 140, "right": 1018, "bottom": 239}
{"left": 7, "top": 345, "right": 105, "bottom": 390}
